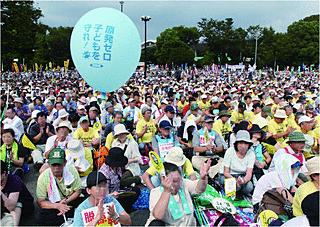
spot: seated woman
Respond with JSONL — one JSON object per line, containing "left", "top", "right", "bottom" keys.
{"left": 146, "top": 160, "right": 210, "bottom": 226}
{"left": 177, "top": 119, "right": 199, "bottom": 160}
{"left": 112, "top": 124, "right": 142, "bottom": 188}
{"left": 104, "top": 123, "right": 135, "bottom": 150}
{"left": 1, "top": 161, "right": 34, "bottom": 226}
{"left": 249, "top": 124, "right": 272, "bottom": 181}
{"left": 101, "top": 147, "right": 140, "bottom": 213}
{"left": 218, "top": 130, "right": 255, "bottom": 197}
{"left": 1, "top": 129, "right": 27, "bottom": 178}
{"left": 252, "top": 153, "right": 301, "bottom": 213}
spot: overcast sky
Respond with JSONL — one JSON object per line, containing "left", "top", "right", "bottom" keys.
{"left": 35, "top": 0, "right": 319, "bottom": 42}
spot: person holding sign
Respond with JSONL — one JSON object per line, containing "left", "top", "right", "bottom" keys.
{"left": 73, "top": 171, "right": 131, "bottom": 226}
{"left": 146, "top": 160, "right": 211, "bottom": 226}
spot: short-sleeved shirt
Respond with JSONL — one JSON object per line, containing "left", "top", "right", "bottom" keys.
{"left": 292, "top": 181, "right": 318, "bottom": 217}
{"left": 2, "top": 174, "right": 34, "bottom": 204}
{"left": 268, "top": 119, "right": 287, "bottom": 144}
{"left": 230, "top": 110, "right": 248, "bottom": 123}
{"left": 212, "top": 119, "right": 232, "bottom": 137}
{"left": 193, "top": 130, "right": 228, "bottom": 151}
{"left": 146, "top": 158, "right": 195, "bottom": 176}
{"left": 73, "top": 196, "right": 125, "bottom": 227}
{"left": 100, "top": 165, "right": 122, "bottom": 194}
{"left": 177, "top": 124, "right": 201, "bottom": 143}
{"left": 14, "top": 105, "right": 31, "bottom": 121}
{"left": 1, "top": 142, "right": 27, "bottom": 170}
{"left": 73, "top": 127, "right": 99, "bottom": 144}
{"left": 219, "top": 146, "right": 255, "bottom": 175}
{"left": 36, "top": 165, "right": 82, "bottom": 200}
{"left": 136, "top": 118, "right": 156, "bottom": 143}
{"left": 146, "top": 179, "right": 198, "bottom": 226}
{"left": 151, "top": 134, "right": 181, "bottom": 152}
{"left": 29, "top": 122, "right": 55, "bottom": 145}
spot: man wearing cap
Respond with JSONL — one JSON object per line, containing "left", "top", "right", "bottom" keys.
{"left": 299, "top": 116, "right": 319, "bottom": 153}
{"left": 74, "top": 116, "right": 100, "bottom": 149}
{"left": 185, "top": 102, "right": 206, "bottom": 125}
{"left": 158, "top": 105, "right": 181, "bottom": 134}
{"left": 268, "top": 109, "right": 296, "bottom": 144}
{"left": 77, "top": 104, "right": 87, "bottom": 117}
{"left": 73, "top": 171, "right": 131, "bottom": 226}
{"left": 123, "top": 98, "right": 139, "bottom": 132}
{"left": 154, "top": 99, "right": 168, "bottom": 119}
{"left": 152, "top": 120, "right": 180, "bottom": 158}
{"left": 269, "top": 131, "right": 309, "bottom": 175}
{"left": 230, "top": 102, "right": 249, "bottom": 125}
{"left": 198, "top": 94, "right": 210, "bottom": 111}
{"left": 292, "top": 157, "right": 319, "bottom": 217}
{"left": 13, "top": 98, "right": 31, "bottom": 122}
{"left": 101, "top": 102, "right": 114, "bottom": 128}
{"left": 88, "top": 106, "right": 101, "bottom": 128}
{"left": 136, "top": 105, "right": 157, "bottom": 155}
{"left": 142, "top": 147, "right": 197, "bottom": 190}
{"left": 193, "top": 115, "right": 227, "bottom": 159}
{"left": 35, "top": 148, "right": 84, "bottom": 226}
{"left": 63, "top": 93, "right": 77, "bottom": 113}
{"left": 212, "top": 110, "right": 232, "bottom": 141}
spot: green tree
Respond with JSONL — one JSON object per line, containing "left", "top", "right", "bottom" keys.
{"left": 140, "top": 46, "right": 157, "bottom": 64}
{"left": 155, "top": 29, "right": 195, "bottom": 67}
{"left": 172, "top": 26, "right": 200, "bottom": 46}
{"left": 1, "top": 1, "right": 42, "bottom": 70}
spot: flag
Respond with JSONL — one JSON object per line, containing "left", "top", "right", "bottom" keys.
{"left": 1, "top": 62, "right": 3, "bottom": 71}
{"left": 21, "top": 134, "right": 36, "bottom": 150}
{"left": 218, "top": 57, "right": 221, "bottom": 62}
{"left": 165, "top": 63, "right": 168, "bottom": 70}
{"left": 35, "top": 63, "right": 38, "bottom": 72}
{"left": 185, "top": 63, "right": 187, "bottom": 70}
{"left": 286, "top": 66, "right": 289, "bottom": 73}
{"left": 40, "top": 64, "right": 43, "bottom": 72}
{"left": 291, "top": 66, "right": 294, "bottom": 72}
{"left": 49, "top": 62, "right": 52, "bottom": 70}
{"left": 24, "top": 64, "right": 27, "bottom": 71}
{"left": 298, "top": 66, "right": 301, "bottom": 72}
{"left": 57, "top": 66, "right": 60, "bottom": 70}
{"left": 302, "top": 62, "right": 305, "bottom": 71}
{"left": 181, "top": 64, "right": 183, "bottom": 70}
{"left": 13, "top": 62, "right": 19, "bottom": 72}
{"left": 12, "top": 63, "right": 15, "bottom": 71}
{"left": 227, "top": 57, "right": 231, "bottom": 61}
{"left": 45, "top": 64, "right": 48, "bottom": 71}
{"left": 20, "top": 64, "right": 23, "bottom": 71}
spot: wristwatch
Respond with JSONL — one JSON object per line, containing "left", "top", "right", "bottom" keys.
{"left": 113, "top": 213, "right": 120, "bottom": 221}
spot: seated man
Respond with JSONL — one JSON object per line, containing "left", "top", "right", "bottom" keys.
{"left": 177, "top": 119, "right": 199, "bottom": 160}
{"left": 74, "top": 116, "right": 100, "bottom": 150}
{"left": 35, "top": 148, "right": 85, "bottom": 226}
{"left": 73, "top": 171, "right": 131, "bottom": 226}
{"left": 0, "top": 161, "right": 34, "bottom": 226}
{"left": 151, "top": 120, "right": 180, "bottom": 158}
{"left": 146, "top": 160, "right": 210, "bottom": 226}
{"left": 142, "top": 147, "right": 197, "bottom": 190}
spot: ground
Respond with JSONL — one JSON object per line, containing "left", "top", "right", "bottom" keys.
{"left": 20, "top": 163, "right": 150, "bottom": 226}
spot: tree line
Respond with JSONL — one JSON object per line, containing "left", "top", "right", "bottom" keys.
{"left": 1, "top": 1, "right": 319, "bottom": 71}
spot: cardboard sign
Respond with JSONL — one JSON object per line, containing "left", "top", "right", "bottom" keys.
{"left": 211, "top": 198, "right": 237, "bottom": 214}
{"left": 149, "top": 151, "right": 165, "bottom": 176}
{"left": 225, "top": 178, "right": 236, "bottom": 199}
{"left": 81, "top": 202, "right": 121, "bottom": 226}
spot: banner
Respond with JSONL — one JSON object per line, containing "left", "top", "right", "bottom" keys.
{"left": 49, "top": 62, "right": 52, "bottom": 70}
{"left": 24, "top": 64, "right": 27, "bottom": 71}
{"left": 20, "top": 64, "right": 23, "bottom": 71}
{"left": 22, "top": 134, "right": 36, "bottom": 150}
{"left": 35, "top": 63, "right": 38, "bottom": 72}
{"left": 13, "top": 62, "right": 19, "bottom": 72}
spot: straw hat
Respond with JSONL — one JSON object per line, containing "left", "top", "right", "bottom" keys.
{"left": 58, "top": 109, "right": 69, "bottom": 118}
{"left": 56, "top": 121, "right": 72, "bottom": 133}
{"left": 164, "top": 147, "right": 186, "bottom": 167}
{"left": 113, "top": 124, "right": 129, "bottom": 137}
{"left": 306, "top": 157, "right": 320, "bottom": 175}
{"left": 274, "top": 110, "right": 288, "bottom": 118}
{"left": 67, "top": 139, "right": 85, "bottom": 159}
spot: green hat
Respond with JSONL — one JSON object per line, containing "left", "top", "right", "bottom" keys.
{"left": 218, "top": 110, "right": 231, "bottom": 118}
{"left": 48, "top": 148, "right": 66, "bottom": 165}
{"left": 262, "top": 106, "right": 272, "bottom": 116}
{"left": 190, "top": 102, "right": 198, "bottom": 111}
{"left": 79, "top": 116, "right": 89, "bottom": 124}
{"left": 287, "top": 131, "right": 307, "bottom": 143}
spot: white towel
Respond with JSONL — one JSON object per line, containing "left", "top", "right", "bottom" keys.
{"left": 183, "top": 119, "right": 197, "bottom": 141}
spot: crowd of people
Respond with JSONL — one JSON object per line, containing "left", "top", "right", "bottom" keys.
{"left": 0, "top": 68, "right": 319, "bottom": 226}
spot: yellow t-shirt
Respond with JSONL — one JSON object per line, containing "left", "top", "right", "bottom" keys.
{"left": 146, "top": 158, "right": 194, "bottom": 176}
{"left": 105, "top": 132, "right": 134, "bottom": 150}
{"left": 187, "top": 114, "right": 201, "bottom": 122}
{"left": 283, "top": 113, "right": 295, "bottom": 127}
{"left": 212, "top": 119, "right": 232, "bottom": 136}
{"left": 197, "top": 100, "right": 210, "bottom": 110}
{"left": 136, "top": 118, "right": 156, "bottom": 143}
{"left": 248, "top": 112, "right": 258, "bottom": 123}
{"left": 287, "top": 119, "right": 300, "bottom": 131}
{"left": 73, "top": 127, "right": 99, "bottom": 144}
{"left": 292, "top": 181, "right": 318, "bottom": 217}
{"left": 177, "top": 101, "right": 188, "bottom": 112}
{"left": 268, "top": 119, "right": 287, "bottom": 144}
{"left": 230, "top": 110, "right": 248, "bottom": 123}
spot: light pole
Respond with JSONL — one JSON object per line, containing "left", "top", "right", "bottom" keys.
{"left": 140, "top": 15, "right": 151, "bottom": 79}
{"left": 254, "top": 31, "right": 260, "bottom": 69}
{"left": 119, "top": 1, "right": 124, "bottom": 12}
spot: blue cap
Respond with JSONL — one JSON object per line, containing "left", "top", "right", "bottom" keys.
{"left": 202, "top": 115, "right": 214, "bottom": 123}
{"left": 291, "top": 161, "right": 302, "bottom": 168}
{"left": 165, "top": 105, "right": 175, "bottom": 113}
{"left": 159, "top": 120, "right": 172, "bottom": 129}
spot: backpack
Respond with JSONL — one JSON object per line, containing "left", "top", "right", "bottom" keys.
{"left": 214, "top": 212, "right": 239, "bottom": 226}
{"left": 254, "top": 190, "right": 293, "bottom": 222}
{"left": 93, "top": 146, "right": 109, "bottom": 169}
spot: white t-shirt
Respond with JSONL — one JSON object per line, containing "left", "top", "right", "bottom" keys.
{"left": 219, "top": 146, "right": 255, "bottom": 175}
{"left": 45, "top": 135, "right": 73, "bottom": 153}
{"left": 281, "top": 215, "right": 310, "bottom": 227}
{"left": 252, "top": 171, "right": 283, "bottom": 205}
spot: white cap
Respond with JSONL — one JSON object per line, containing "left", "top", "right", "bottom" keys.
{"left": 298, "top": 116, "right": 313, "bottom": 125}
{"left": 201, "top": 94, "right": 207, "bottom": 99}
{"left": 77, "top": 105, "right": 85, "bottom": 110}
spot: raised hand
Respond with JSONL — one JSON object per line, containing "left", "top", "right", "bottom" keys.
{"left": 200, "top": 159, "right": 211, "bottom": 180}
{"left": 161, "top": 175, "right": 172, "bottom": 192}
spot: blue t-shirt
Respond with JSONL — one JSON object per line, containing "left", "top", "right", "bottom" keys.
{"left": 73, "top": 196, "right": 124, "bottom": 226}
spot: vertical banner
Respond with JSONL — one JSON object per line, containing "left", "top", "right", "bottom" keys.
{"left": 35, "top": 63, "right": 38, "bottom": 72}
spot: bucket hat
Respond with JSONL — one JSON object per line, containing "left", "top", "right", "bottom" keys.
{"left": 67, "top": 139, "right": 85, "bottom": 159}
{"left": 306, "top": 157, "right": 320, "bottom": 175}
{"left": 274, "top": 109, "right": 287, "bottom": 118}
{"left": 164, "top": 147, "right": 186, "bottom": 167}
{"left": 58, "top": 109, "right": 69, "bottom": 118}
{"left": 248, "top": 124, "right": 266, "bottom": 139}
{"left": 235, "top": 130, "right": 253, "bottom": 146}
{"left": 113, "top": 124, "right": 129, "bottom": 137}
{"left": 56, "top": 121, "right": 72, "bottom": 133}
{"left": 218, "top": 110, "right": 231, "bottom": 118}
{"left": 105, "top": 147, "right": 128, "bottom": 167}
{"left": 287, "top": 131, "right": 307, "bottom": 142}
